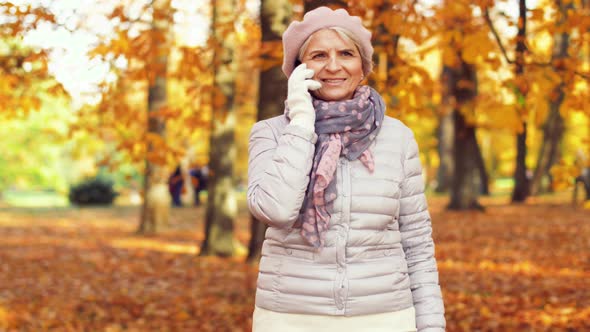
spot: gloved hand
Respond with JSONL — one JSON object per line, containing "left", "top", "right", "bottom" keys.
{"left": 287, "top": 63, "right": 322, "bottom": 131}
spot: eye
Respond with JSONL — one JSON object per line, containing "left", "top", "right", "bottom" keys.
{"left": 311, "top": 53, "right": 326, "bottom": 59}
{"left": 341, "top": 51, "right": 354, "bottom": 56}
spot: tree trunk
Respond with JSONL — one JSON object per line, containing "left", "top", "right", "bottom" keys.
{"left": 436, "top": 112, "right": 454, "bottom": 193}
{"left": 475, "top": 136, "right": 490, "bottom": 195}
{"left": 201, "top": 0, "right": 238, "bottom": 257}
{"left": 247, "top": 0, "right": 292, "bottom": 263}
{"left": 511, "top": 0, "right": 529, "bottom": 203}
{"left": 449, "top": 109, "right": 482, "bottom": 210}
{"left": 137, "top": 0, "right": 171, "bottom": 234}
{"left": 444, "top": 59, "right": 482, "bottom": 210}
{"left": 367, "top": 0, "right": 401, "bottom": 99}
{"left": 530, "top": 92, "right": 565, "bottom": 195}
{"left": 512, "top": 128, "right": 528, "bottom": 202}
{"left": 530, "top": 2, "right": 570, "bottom": 196}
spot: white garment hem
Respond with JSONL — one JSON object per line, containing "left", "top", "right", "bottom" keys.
{"left": 252, "top": 306, "right": 417, "bottom": 332}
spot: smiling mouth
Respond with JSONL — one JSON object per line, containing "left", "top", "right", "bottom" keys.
{"left": 321, "top": 78, "right": 347, "bottom": 85}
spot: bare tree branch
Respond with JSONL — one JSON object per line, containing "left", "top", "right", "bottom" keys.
{"left": 483, "top": 5, "right": 590, "bottom": 81}
{"left": 483, "top": 6, "right": 514, "bottom": 65}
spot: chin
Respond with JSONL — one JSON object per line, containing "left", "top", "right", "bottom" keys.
{"left": 313, "top": 89, "right": 354, "bottom": 102}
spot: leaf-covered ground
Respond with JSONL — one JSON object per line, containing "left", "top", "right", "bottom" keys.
{"left": 0, "top": 195, "right": 589, "bottom": 331}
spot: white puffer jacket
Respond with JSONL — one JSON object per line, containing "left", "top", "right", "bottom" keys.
{"left": 247, "top": 115, "right": 445, "bottom": 332}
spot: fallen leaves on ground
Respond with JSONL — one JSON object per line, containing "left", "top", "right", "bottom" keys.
{"left": 0, "top": 194, "right": 589, "bottom": 331}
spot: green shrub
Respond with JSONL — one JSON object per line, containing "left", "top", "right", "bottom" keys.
{"left": 68, "top": 177, "right": 118, "bottom": 206}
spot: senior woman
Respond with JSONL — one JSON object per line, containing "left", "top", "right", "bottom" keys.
{"left": 247, "top": 6, "right": 445, "bottom": 332}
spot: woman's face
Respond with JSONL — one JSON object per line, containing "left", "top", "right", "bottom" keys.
{"left": 300, "top": 29, "right": 364, "bottom": 101}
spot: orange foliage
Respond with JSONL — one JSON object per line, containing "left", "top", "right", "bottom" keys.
{"left": 4, "top": 0, "right": 589, "bottom": 188}
{"left": 79, "top": 2, "right": 217, "bottom": 173}
{"left": 0, "top": 3, "right": 67, "bottom": 119}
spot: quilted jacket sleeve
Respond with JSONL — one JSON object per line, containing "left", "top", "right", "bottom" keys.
{"left": 247, "top": 120, "right": 317, "bottom": 229}
{"left": 399, "top": 130, "right": 446, "bottom": 332}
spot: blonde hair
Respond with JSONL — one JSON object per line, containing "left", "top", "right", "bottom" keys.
{"left": 297, "top": 27, "right": 373, "bottom": 76}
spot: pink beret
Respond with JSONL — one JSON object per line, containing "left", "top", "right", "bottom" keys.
{"left": 281, "top": 6, "right": 373, "bottom": 78}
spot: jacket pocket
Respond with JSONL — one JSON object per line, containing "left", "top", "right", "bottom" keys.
{"left": 391, "top": 270, "right": 410, "bottom": 291}
{"left": 358, "top": 243, "right": 402, "bottom": 260}
{"left": 269, "top": 245, "right": 315, "bottom": 261}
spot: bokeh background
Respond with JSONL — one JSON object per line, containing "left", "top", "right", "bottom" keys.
{"left": 1, "top": 0, "right": 589, "bottom": 331}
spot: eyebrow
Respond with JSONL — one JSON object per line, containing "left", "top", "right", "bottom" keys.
{"left": 307, "top": 48, "right": 357, "bottom": 56}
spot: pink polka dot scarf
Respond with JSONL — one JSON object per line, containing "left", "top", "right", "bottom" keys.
{"left": 293, "top": 86, "right": 385, "bottom": 248}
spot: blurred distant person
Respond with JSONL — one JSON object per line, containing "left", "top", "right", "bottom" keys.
{"left": 168, "top": 163, "right": 209, "bottom": 207}
{"left": 168, "top": 165, "right": 184, "bottom": 207}
{"left": 192, "top": 165, "right": 209, "bottom": 206}
{"left": 247, "top": 7, "right": 445, "bottom": 332}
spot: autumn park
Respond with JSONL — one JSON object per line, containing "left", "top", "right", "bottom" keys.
{"left": 1, "top": 0, "right": 590, "bottom": 331}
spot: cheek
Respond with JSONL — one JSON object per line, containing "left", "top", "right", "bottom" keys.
{"left": 302, "top": 61, "right": 322, "bottom": 76}
{"left": 353, "top": 68, "right": 363, "bottom": 79}
{"left": 349, "top": 61, "right": 363, "bottom": 78}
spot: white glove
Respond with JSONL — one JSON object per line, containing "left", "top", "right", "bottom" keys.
{"left": 287, "top": 63, "right": 322, "bottom": 131}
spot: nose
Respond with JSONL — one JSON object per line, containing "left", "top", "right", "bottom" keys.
{"left": 325, "top": 54, "right": 342, "bottom": 72}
